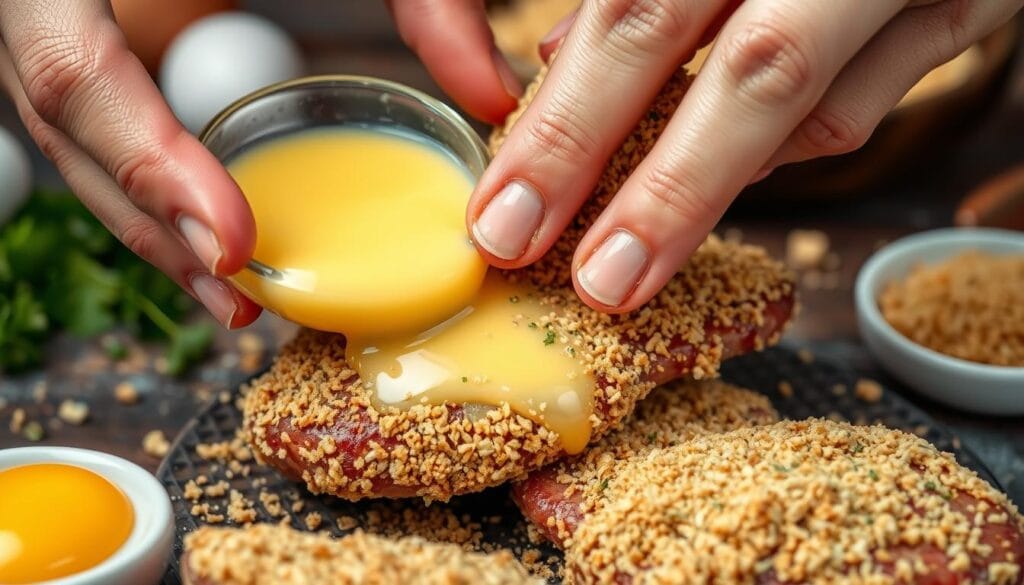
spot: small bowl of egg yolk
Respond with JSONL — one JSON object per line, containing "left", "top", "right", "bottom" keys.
{"left": 0, "top": 446, "right": 173, "bottom": 585}
{"left": 200, "top": 75, "right": 492, "bottom": 337}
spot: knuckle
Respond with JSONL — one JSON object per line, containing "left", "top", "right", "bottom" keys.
{"left": 595, "top": 0, "right": 689, "bottom": 56}
{"left": 117, "top": 219, "right": 164, "bottom": 262}
{"left": 524, "top": 100, "right": 600, "bottom": 163}
{"left": 114, "top": 144, "right": 173, "bottom": 201}
{"left": 720, "top": 19, "right": 815, "bottom": 108}
{"left": 642, "top": 165, "right": 717, "bottom": 225}
{"left": 20, "top": 32, "right": 95, "bottom": 127}
{"left": 19, "top": 21, "right": 127, "bottom": 129}
{"left": 798, "top": 108, "right": 869, "bottom": 156}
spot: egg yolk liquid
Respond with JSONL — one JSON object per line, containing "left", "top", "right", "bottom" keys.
{"left": 228, "top": 127, "right": 595, "bottom": 452}
{"left": 0, "top": 463, "right": 134, "bottom": 584}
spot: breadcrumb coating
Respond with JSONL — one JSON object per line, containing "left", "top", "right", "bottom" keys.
{"left": 880, "top": 250, "right": 1024, "bottom": 366}
{"left": 514, "top": 379, "right": 779, "bottom": 545}
{"left": 243, "top": 64, "right": 794, "bottom": 501}
{"left": 182, "top": 524, "right": 540, "bottom": 585}
{"left": 565, "top": 419, "right": 1024, "bottom": 584}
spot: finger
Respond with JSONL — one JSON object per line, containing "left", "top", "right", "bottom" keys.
{"left": 572, "top": 0, "right": 904, "bottom": 312}
{"left": 538, "top": 8, "right": 577, "bottom": 63}
{"left": 0, "top": 41, "right": 261, "bottom": 329}
{"left": 764, "top": 0, "right": 1023, "bottom": 171}
{"left": 470, "top": 0, "right": 731, "bottom": 269}
{"left": 386, "top": 0, "right": 521, "bottom": 124}
{"left": 0, "top": 0, "right": 255, "bottom": 278}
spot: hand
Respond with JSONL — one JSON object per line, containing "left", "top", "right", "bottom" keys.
{"left": 465, "top": 0, "right": 1021, "bottom": 312}
{"left": 385, "top": 0, "right": 524, "bottom": 124}
{"left": 0, "top": 0, "right": 261, "bottom": 329}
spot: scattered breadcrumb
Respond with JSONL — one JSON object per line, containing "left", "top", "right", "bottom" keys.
{"left": 786, "top": 229, "right": 830, "bottom": 269}
{"left": 114, "top": 382, "right": 139, "bottom": 405}
{"left": 797, "top": 348, "right": 815, "bottom": 364}
{"left": 32, "top": 381, "right": 47, "bottom": 404}
{"left": 142, "top": 430, "right": 170, "bottom": 458}
{"left": 204, "top": 481, "right": 230, "bottom": 498}
{"left": 9, "top": 408, "right": 25, "bottom": 433}
{"left": 57, "top": 400, "right": 89, "bottom": 425}
{"left": 304, "top": 511, "right": 322, "bottom": 531}
{"left": 183, "top": 525, "right": 541, "bottom": 584}
{"left": 879, "top": 250, "right": 1024, "bottom": 366}
{"left": 855, "top": 378, "right": 884, "bottom": 403}
{"left": 190, "top": 502, "right": 224, "bottom": 524}
{"left": 183, "top": 480, "right": 203, "bottom": 502}
{"left": 565, "top": 419, "right": 1024, "bottom": 583}
{"left": 227, "top": 490, "right": 257, "bottom": 525}
{"left": 777, "top": 380, "right": 794, "bottom": 398}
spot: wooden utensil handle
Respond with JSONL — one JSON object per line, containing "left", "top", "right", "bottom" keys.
{"left": 956, "top": 164, "right": 1024, "bottom": 230}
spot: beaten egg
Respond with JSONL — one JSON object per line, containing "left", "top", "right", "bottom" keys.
{"left": 0, "top": 463, "right": 134, "bottom": 583}
{"left": 228, "top": 127, "right": 596, "bottom": 452}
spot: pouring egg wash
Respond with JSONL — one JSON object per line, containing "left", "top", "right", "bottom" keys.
{"left": 0, "top": 463, "right": 134, "bottom": 583}
{"left": 210, "top": 76, "right": 595, "bottom": 453}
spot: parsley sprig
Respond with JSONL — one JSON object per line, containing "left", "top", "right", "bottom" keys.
{"left": 0, "top": 191, "right": 213, "bottom": 374}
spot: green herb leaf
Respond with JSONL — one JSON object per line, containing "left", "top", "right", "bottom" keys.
{"left": 164, "top": 323, "right": 215, "bottom": 376}
{"left": 868, "top": 469, "right": 879, "bottom": 481}
{"left": 543, "top": 330, "right": 556, "bottom": 346}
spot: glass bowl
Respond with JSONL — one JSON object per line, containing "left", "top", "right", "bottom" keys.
{"left": 198, "top": 75, "right": 490, "bottom": 331}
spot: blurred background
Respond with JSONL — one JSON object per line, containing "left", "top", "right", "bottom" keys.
{"left": 0, "top": 1, "right": 1022, "bottom": 501}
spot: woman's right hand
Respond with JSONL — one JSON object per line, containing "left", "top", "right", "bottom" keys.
{"left": 0, "top": 0, "right": 261, "bottom": 329}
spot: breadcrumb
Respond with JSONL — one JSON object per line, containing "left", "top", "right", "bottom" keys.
{"left": 143, "top": 430, "right": 170, "bottom": 458}
{"left": 57, "top": 400, "right": 89, "bottom": 425}
{"left": 114, "top": 382, "right": 139, "bottom": 405}
{"left": 567, "top": 419, "right": 1024, "bottom": 584}
{"left": 183, "top": 524, "right": 541, "bottom": 584}
{"left": 855, "top": 378, "right": 884, "bottom": 403}
{"left": 879, "top": 250, "right": 1024, "bottom": 366}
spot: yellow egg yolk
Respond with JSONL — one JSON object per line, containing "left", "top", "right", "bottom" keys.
{"left": 0, "top": 463, "right": 134, "bottom": 583}
{"left": 228, "top": 127, "right": 596, "bottom": 452}
{"left": 228, "top": 128, "right": 488, "bottom": 337}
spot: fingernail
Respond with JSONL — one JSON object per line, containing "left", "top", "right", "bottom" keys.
{"left": 472, "top": 180, "right": 544, "bottom": 260}
{"left": 540, "top": 9, "right": 577, "bottom": 48}
{"left": 576, "top": 229, "right": 650, "bottom": 307}
{"left": 190, "top": 274, "right": 237, "bottom": 328}
{"left": 492, "top": 48, "right": 523, "bottom": 99}
{"left": 178, "top": 215, "right": 223, "bottom": 275}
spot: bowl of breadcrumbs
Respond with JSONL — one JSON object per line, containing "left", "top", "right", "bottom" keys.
{"left": 856, "top": 228, "right": 1024, "bottom": 415}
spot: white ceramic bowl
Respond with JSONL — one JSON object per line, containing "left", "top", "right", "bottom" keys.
{"left": 855, "top": 228, "right": 1024, "bottom": 415}
{"left": 0, "top": 447, "right": 173, "bottom": 585}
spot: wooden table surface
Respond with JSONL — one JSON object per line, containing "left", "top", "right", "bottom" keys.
{"left": 1, "top": 3, "right": 1022, "bottom": 508}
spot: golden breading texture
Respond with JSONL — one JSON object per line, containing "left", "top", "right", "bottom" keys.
{"left": 243, "top": 65, "right": 795, "bottom": 501}
{"left": 566, "top": 419, "right": 1024, "bottom": 585}
{"left": 182, "top": 524, "right": 540, "bottom": 585}
{"left": 880, "top": 250, "right": 1024, "bottom": 366}
{"left": 513, "top": 380, "right": 778, "bottom": 544}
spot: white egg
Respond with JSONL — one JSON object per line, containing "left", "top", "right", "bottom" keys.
{"left": 160, "top": 12, "right": 304, "bottom": 134}
{"left": 0, "top": 126, "right": 32, "bottom": 226}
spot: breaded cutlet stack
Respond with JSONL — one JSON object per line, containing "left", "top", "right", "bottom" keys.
{"left": 243, "top": 66, "right": 796, "bottom": 502}
{"left": 181, "top": 524, "right": 539, "bottom": 585}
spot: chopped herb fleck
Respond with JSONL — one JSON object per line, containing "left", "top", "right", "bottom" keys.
{"left": 566, "top": 346, "right": 576, "bottom": 357}
{"left": 772, "top": 463, "right": 789, "bottom": 473}
{"left": 528, "top": 322, "right": 538, "bottom": 329}
{"left": 599, "top": 479, "right": 609, "bottom": 491}
{"left": 647, "top": 432, "right": 658, "bottom": 443}
{"left": 461, "top": 376, "right": 468, "bottom": 383}
{"left": 543, "top": 330, "right": 556, "bottom": 346}
{"left": 509, "top": 295, "right": 519, "bottom": 304}
{"left": 868, "top": 469, "right": 879, "bottom": 481}
{"left": 924, "top": 481, "right": 937, "bottom": 491}
{"left": 852, "top": 442, "right": 864, "bottom": 454}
